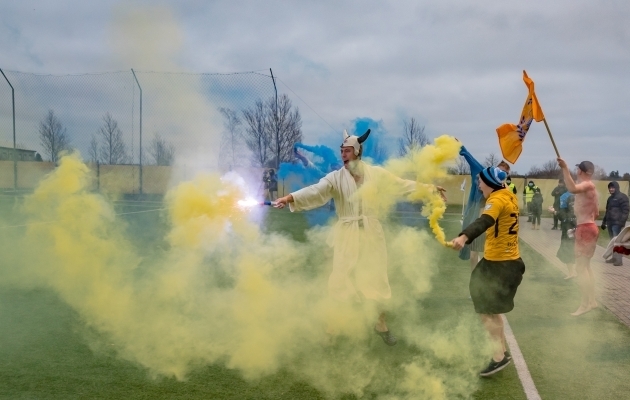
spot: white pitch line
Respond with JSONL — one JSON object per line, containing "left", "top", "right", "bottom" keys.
{"left": 502, "top": 315, "right": 542, "bottom": 400}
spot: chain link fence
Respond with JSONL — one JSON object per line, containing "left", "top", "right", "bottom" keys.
{"left": 0, "top": 69, "right": 276, "bottom": 195}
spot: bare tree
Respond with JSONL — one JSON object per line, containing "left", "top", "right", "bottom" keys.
{"left": 448, "top": 155, "right": 472, "bottom": 175}
{"left": 266, "top": 94, "right": 302, "bottom": 168}
{"left": 98, "top": 113, "right": 128, "bottom": 165}
{"left": 526, "top": 159, "right": 563, "bottom": 179}
{"left": 242, "top": 100, "right": 270, "bottom": 168}
{"left": 149, "top": 133, "right": 175, "bottom": 166}
{"left": 88, "top": 135, "right": 99, "bottom": 164}
{"left": 398, "top": 118, "right": 429, "bottom": 156}
{"left": 38, "top": 110, "right": 71, "bottom": 163}
{"left": 593, "top": 165, "right": 607, "bottom": 180}
{"left": 367, "top": 139, "right": 389, "bottom": 163}
{"left": 483, "top": 152, "right": 500, "bottom": 168}
{"left": 526, "top": 165, "right": 541, "bottom": 177}
{"left": 540, "top": 159, "right": 561, "bottom": 177}
{"left": 218, "top": 107, "right": 245, "bottom": 171}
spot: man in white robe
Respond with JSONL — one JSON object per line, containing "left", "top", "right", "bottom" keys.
{"left": 275, "top": 129, "right": 445, "bottom": 345}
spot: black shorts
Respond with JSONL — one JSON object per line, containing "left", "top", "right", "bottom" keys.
{"left": 470, "top": 258, "right": 525, "bottom": 314}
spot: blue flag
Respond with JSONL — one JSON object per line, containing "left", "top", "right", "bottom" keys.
{"left": 458, "top": 146, "right": 485, "bottom": 260}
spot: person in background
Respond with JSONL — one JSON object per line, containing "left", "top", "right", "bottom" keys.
{"left": 551, "top": 179, "right": 568, "bottom": 230}
{"left": 530, "top": 187, "right": 543, "bottom": 230}
{"left": 553, "top": 191, "right": 577, "bottom": 279}
{"left": 602, "top": 181, "right": 629, "bottom": 266}
{"left": 506, "top": 176, "right": 517, "bottom": 195}
{"left": 267, "top": 169, "right": 278, "bottom": 201}
{"left": 523, "top": 180, "right": 538, "bottom": 222}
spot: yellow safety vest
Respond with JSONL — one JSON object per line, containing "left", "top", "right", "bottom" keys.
{"left": 524, "top": 185, "right": 537, "bottom": 202}
{"left": 507, "top": 182, "right": 516, "bottom": 194}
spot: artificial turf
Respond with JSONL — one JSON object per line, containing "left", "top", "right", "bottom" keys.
{"left": 0, "top": 200, "right": 629, "bottom": 399}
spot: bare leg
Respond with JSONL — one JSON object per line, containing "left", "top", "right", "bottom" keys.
{"left": 375, "top": 312, "right": 388, "bottom": 332}
{"left": 564, "top": 263, "right": 577, "bottom": 279}
{"left": 571, "top": 256, "right": 598, "bottom": 316}
{"left": 480, "top": 314, "right": 506, "bottom": 362}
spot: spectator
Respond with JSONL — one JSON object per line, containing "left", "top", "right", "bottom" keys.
{"left": 602, "top": 181, "right": 630, "bottom": 266}
{"left": 523, "top": 180, "right": 538, "bottom": 222}
{"left": 554, "top": 192, "right": 577, "bottom": 279}
{"left": 505, "top": 176, "right": 517, "bottom": 195}
{"left": 551, "top": 179, "right": 568, "bottom": 230}
{"left": 267, "top": 169, "right": 278, "bottom": 202}
{"left": 530, "top": 187, "right": 543, "bottom": 230}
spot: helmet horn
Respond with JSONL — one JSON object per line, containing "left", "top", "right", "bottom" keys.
{"left": 357, "top": 129, "right": 371, "bottom": 143}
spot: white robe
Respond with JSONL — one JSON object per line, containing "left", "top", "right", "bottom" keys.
{"left": 603, "top": 226, "right": 630, "bottom": 259}
{"left": 289, "top": 161, "right": 416, "bottom": 301}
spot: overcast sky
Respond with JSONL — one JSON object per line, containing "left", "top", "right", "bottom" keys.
{"left": 1, "top": 0, "right": 629, "bottom": 175}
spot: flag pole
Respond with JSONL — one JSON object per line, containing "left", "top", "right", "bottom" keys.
{"left": 542, "top": 119, "right": 560, "bottom": 157}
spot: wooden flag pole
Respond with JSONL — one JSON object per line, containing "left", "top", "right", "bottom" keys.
{"left": 542, "top": 118, "right": 560, "bottom": 158}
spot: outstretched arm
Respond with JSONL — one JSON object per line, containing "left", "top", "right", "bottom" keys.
{"left": 276, "top": 176, "right": 333, "bottom": 211}
{"left": 450, "top": 214, "right": 495, "bottom": 250}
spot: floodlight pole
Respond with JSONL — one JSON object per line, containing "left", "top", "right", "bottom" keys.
{"left": 270, "top": 68, "right": 279, "bottom": 170}
{"left": 0, "top": 68, "right": 17, "bottom": 190}
{"left": 131, "top": 69, "right": 143, "bottom": 195}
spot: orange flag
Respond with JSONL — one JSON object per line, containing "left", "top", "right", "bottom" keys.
{"left": 496, "top": 70, "right": 545, "bottom": 164}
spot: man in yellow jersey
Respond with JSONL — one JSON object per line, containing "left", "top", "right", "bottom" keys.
{"left": 450, "top": 166, "right": 525, "bottom": 377}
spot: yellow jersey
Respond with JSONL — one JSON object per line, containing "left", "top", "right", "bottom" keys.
{"left": 482, "top": 189, "right": 520, "bottom": 261}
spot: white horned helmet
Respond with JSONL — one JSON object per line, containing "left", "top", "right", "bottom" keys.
{"left": 341, "top": 129, "right": 371, "bottom": 156}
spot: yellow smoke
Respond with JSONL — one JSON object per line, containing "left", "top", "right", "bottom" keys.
{"left": 6, "top": 146, "right": 488, "bottom": 398}
{"left": 383, "top": 135, "right": 461, "bottom": 245}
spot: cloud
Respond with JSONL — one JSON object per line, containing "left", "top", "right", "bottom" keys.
{"left": 0, "top": 0, "right": 628, "bottom": 173}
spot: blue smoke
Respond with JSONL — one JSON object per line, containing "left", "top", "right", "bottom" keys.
{"left": 277, "top": 144, "right": 339, "bottom": 226}
{"left": 294, "top": 143, "right": 341, "bottom": 172}
{"left": 352, "top": 118, "right": 389, "bottom": 165}
{"left": 275, "top": 117, "right": 422, "bottom": 227}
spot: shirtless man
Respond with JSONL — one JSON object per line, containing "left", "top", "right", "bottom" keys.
{"left": 557, "top": 159, "right": 600, "bottom": 316}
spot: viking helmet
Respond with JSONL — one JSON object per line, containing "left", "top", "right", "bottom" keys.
{"left": 341, "top": 129, "right": 371, "bottom": 156}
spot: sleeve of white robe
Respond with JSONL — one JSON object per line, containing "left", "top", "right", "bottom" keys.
{"left": 375, "top": 167, "right": 435, "bottom": 197}
{"left": 289, "top": 175, "right": 334, "bottom": 212}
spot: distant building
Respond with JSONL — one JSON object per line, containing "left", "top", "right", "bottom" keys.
{"left": 0, "top": 146, "right": 42, "bottom": 161}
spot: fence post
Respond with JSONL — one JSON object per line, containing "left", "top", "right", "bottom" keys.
{"left": 0, "top": 68, "right": 17, "bottom": 190}
{"left": 131, "top": 69, "right": 143, "bottom": 195}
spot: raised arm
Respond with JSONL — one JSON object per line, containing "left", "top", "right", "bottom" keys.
{"left": 558, "top": 158, "right": 591, "bottom": 194}
{"left": 275, "top": 176, "right": 334, "bottom": 211}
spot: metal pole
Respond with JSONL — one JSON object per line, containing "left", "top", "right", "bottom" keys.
{"left": 0, "top": 68, "right": 17, "bottom": 190}
{"left": 270, "top": 68, "right": 279, "bottom": 170}
{"left": 131, "top": 69, "right": 143, "bottom": 195}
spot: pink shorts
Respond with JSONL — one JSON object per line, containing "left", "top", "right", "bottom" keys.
{"left": 575, "top": 223, "right": 599, "bottom": 258}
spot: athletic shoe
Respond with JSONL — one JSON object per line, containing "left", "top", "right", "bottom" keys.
{"left": 504, "top": 350, "right": 512, "bottom": 360}
{"left": 551, "top": 227, "right": 558, "bottom": 230}
{"left": 374, "top": 328, "right": 397, "bottom": 346}
{"left": 479, "top": 356, "right": 511, "bottom": 377}
{"left": 605, "top": 258, "right": 615, "bottom": 264}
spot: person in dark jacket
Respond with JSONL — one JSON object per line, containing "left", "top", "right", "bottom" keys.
{"left": 530, "top": 187, "right": 543, "bottom": 230}
{"left": 523, "top": 180, "right": 538, "bottom": 222}
{"left": 602, "top": 181, "right": 630, "bottom": 265}
{"left": 551, "top": 179, "right": 568, "bottom": 230}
